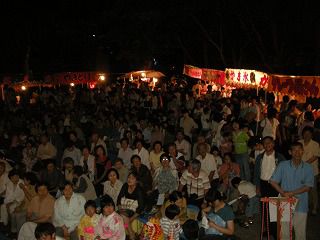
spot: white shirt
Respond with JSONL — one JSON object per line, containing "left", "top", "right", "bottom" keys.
{"left": 260, "top": 118, "right": 279, "bottom": 140}
{"left": 118, "top": 147, "right": 133, "bottom": 168}
{"left": 260, "top": 152, "right": 276, "bottom": 181}
{"left": 103, "top": 180, "right": 123, "bottom": 206}
{"left": 4, "top": 179, "right": 25, "bottom": 204}
{"left": 62, "top": 147, "right": 81, "bottom": 165}
{"left": 238, "top": 180, "right": 256, "bottom": 198}
{"left": 196, "top": 153, "right": 219, "bottom": 179}
{"left": 53, "top": 193, "right": 86, "bottom": 232}
{"left": 133, "top": 147, "right": 150, "bottom": 169}
{"left": 0, "top": 172, "right": 9, "bottom": 196}
{"left": 175, "top": 139, "right": 191, "bottom": 161}
{"left": 299, "top": 139, "right": 320, "bottom": 176}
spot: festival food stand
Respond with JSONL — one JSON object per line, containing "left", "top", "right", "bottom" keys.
{"left": 121, "top": 70, "right": 165, "bottom": 89}
{"left": 268, "top": 74, "right": 320, "bottom": 102}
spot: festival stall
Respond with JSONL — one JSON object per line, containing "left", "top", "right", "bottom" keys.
{"left": 268, "top": 74, "right": 320, "bottom": 102}
{"left": 44, "top": 71, "right": 107, "bottom": 88}
{"left": 121, "top": 70, "right": 165, "bottom": 89}
{"left": 183, "top": 65, "right": 269, "bottom": 96}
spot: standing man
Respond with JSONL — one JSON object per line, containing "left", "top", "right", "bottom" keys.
{"left": 298, "top": 126, "right": 319, "bottom": 215}
{"left": 270, "top": 142, "right": 313, "bottom": 240}
{"left": 254, "top": 136, "right": 286, "bottom": 239}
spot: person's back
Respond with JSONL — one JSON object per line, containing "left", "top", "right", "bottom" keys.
{"left": 160, "top": 204, "right": 182, "bottom": 240}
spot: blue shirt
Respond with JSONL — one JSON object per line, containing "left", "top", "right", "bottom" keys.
{"left": 271, "top": 160, "right": 314, "bottom": 213}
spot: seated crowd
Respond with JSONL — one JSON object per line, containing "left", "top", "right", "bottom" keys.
{"left": 0, "top": 84, "right": 318, "bottom": 240}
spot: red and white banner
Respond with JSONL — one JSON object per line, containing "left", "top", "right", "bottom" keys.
{"left": 183, "top": 65, "right": 202, "bottom": 79}
{"left": 183, "top": 65, "right": 225, "bottom": 85}
{"left": 268, "top": 75, "right": 320, "bottom": 98}
{"left": 225, "top": 69, "right": 269, "bottom": 88}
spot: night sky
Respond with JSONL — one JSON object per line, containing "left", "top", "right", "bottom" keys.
{"left": 0, "top": 0, "right": 319, "bottom": 76}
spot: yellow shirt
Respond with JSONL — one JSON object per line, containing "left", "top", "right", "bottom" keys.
{"left": 149, "top": 151, "right": 164, "bottom": 170}
{"left": 78, "top": 214, "right": 100, "bottom": 240}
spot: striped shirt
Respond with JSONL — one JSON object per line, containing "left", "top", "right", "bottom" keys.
{"left": 160, "top": 217, "right": 182, "bottom": 240}
{"left": 180, "top": 170, "right": 210, "bottom": 199}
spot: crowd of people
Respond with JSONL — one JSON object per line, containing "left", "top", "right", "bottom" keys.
{"left": 0, "top": 80, "right": 319, "bottom": 240}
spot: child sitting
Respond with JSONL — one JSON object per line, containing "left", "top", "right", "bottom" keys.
{"left": 78, "top": 200, "right": 100, "bottom": 240}
{"left": 160, "top": 204, "right": 182, "bottom": 240}
{"left": 95, "top": 196, "right": 125, "bottom": 240}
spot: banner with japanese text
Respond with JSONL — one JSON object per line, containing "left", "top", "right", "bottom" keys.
{"left": 268, "top": 75, "right": 320, "bottom": 98}
{"left": 225, "top": 69, "right": 269, "bottom": 88}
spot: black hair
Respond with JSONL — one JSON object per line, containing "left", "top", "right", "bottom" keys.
{"left": 130, "top": 154, "right": 141, "bottom": 163}
{"left": 69, "top": 130, "right": 78, "bottom": 138}
{"left": 36, "top": 182, "right": 49, "bottom": 192}
{"left": 94, "top": 145, "right": 107, "bottom": 156}
{"left": 34, "top": 222, "right": 55, "bottom": 239}
{"left": 211, "top": 145, "right": 220, "bottom": 153}
{"left": 168, "top": 191, "right": 183, "bottom": 203}
{"left": 133, "top": 139, "right": 145, "bottom": 147}
{"left": 120, "top": 137, "right": 129, "bottom": 144}
{"left": 304, "top": 111, "right": 314, "bottom": 122}
{"left": 223, "top": 152, "right": 234, "bottom": 162}
{"left": 302, "top": 126, "right": 314, "bottom": 135}
{"left": 106, "top": 168, "right": 119, "bottom": 180}
{"left": 100, "top": 195, "right": 115, "bottom": 210}
{"left": 153, "top": 140, "right": 162, "bottom": 148}
{"left": 66, "top": 140, "right": 75, "bottom": 148}
{"left": 283, "top": 95, "right": 290, "bottom": 103}
{"left": 23, "top": 172, "right": 38, "bottom": 186}
{"left": 290, "top": 141, "right": 303, "bottom": 150}
{"left": 114, "top": 158, "right": 124, "bottom": 165}
{"left": 262, "top": 136, "right": 274, "bottom": 143}
{"left": 165, "top": 204, "right": 180, "bottom": 220}
{"left": 46, "top": 159, "right": 56, "bottom": 167}
{"left": 60, "top": 180, "right": 74, "bottom": 191}
{"left": 182, "top": 219, "right": 199, "bottom": 240}
{"left": 127, "top": 171, "right": 139, "bottom": 181}
{"left": 159, "top": 153, "right": 170, "bottom": 163}
{"left": 63, "top": 157, "right": 74, "bottom": 165}
{"left": 231, "top": 177, "right": 242, "bottom": 189}
{"left": 8, "top": 169, "right": 19, "bottom": 179}
{"left": 267, "top": 107, "right": 277, "bottom": 119}
{"left": 84, "top": 200, "right": 97, "bottom": 210}
{"left": 205, "top": 188, "right": 226, "bottom": 203}
{"left": 73, "top": 165, "right": 84, "bottom": 177}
